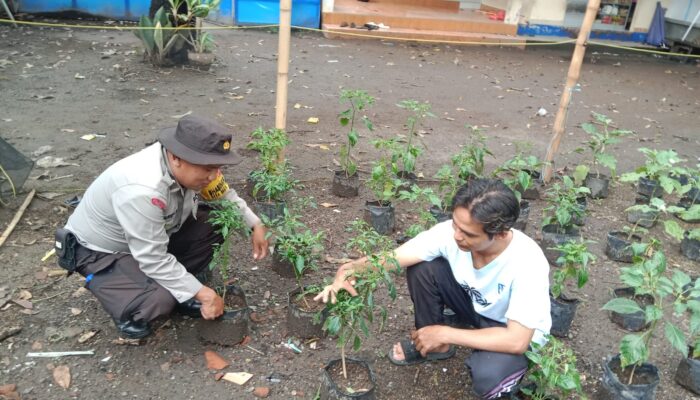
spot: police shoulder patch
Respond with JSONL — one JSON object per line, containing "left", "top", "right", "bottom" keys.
{"left": 151, "top": 197, "right": 167, "bottom": 210}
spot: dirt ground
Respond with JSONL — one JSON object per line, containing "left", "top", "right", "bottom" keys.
{"left": 1, "top": 19, "right": 699, "bottom": 400}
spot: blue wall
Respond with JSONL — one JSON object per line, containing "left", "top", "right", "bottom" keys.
{"left": 17, "top": 0, "right": 151, "bottom": 20}
{"left": 517, "top": 23, "right": 648, "bottom": 43}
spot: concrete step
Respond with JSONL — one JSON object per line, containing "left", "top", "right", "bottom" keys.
{"left": 322, "top": 23, "right": 524, "bottom": 47}
{"left": 323, "top": 12, "right": 517, "bottom": 34}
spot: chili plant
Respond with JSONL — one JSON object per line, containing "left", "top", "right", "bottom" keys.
{"left": 338, "top": 89, "right": 374, "bottom": 178}
{"left": 602, "top": 249, "right": 697, "bottom": 384}
{"left": 273, "top": 205, "right": 325, "bottom": 292}
{"left": 396, "top": 100, "right": 434, "bottom": 174}
{"left": 550, "top": 239, "right": 596, "bottom": 299}
{"left": 398, "top": 184, "right": 441, "bottom": 238}
{"left": 207, "top": 199, "right": 250, "bottom": 298}
{"left": 493, "top": 143, "right": 542, "bottom": 202}
{"left": 522, "top": 335, "right": 586, "bottom": 400}
{"left": 575, "top": 111, "right": 632, "bottom": 179}
{"left": 452, "top": 125, "right": 493, "bottom": 181}
{"left": 541, "top": 176, "right": 590, "bottom": 231}
{"left": 367, "top": 140, "right": 403, "bottom": 206}
{"left": 323, "top": 220, "right": 401, "bottom": 378}
{"left": 620, "top": 148, "right": 688, "bottom": 195}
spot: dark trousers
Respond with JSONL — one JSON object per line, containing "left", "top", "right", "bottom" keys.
{"left": 75, "top": 207, "right": 222, "bottom": 323}
{"left": 406, "top": 257, "right": 528, "bottom": 400}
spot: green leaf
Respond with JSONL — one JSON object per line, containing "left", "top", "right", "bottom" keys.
{"left": 602, "top": 298, "right": 643, "bottom": 315}
{"left": 353, "top": 335, "right": 362, "bottom": 351}
{"left": 581, "top": 122, "right": 598, "bottom": 135}
{"left": 644, "top": 305, "right": 663, "bottom": 323}
{"left": 573, "top": 165, "right": 589, "bottom": 186}
{"left": 664, "top": 322, "right": 688, "bottom": 356}
{"left": 339, "top": 117, "right": 349, "bottom": 126}
{"left": 620, "top": 334, "right": 648, "bottom": 367}
{"left": 596, "top": 153, "right": 617, "bottom": 172}
{"left": 664, "top": 220, "right": 685, "bottom": 242}
{"left": 348, "top": 130, "right": 358, "bottom": 147}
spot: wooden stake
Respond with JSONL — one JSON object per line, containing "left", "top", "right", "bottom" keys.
{"left": 541, "top": 0, "right": 601, "bottom": 183}
{"left": 275, "top": 0, "right": 292, "bottom": 161}
{"left": 0, "top": 189, "right": 35, "bottom": 248}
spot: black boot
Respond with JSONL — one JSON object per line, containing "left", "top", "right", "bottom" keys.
{"left": 176, "top": 299, "right": 203, "bottom": 318}
{"left": 113, "top": 319, "right": 152, "bottom": 339}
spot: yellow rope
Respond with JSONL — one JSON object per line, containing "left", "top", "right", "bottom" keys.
{"left": 0, "top": 17, "right": 698, "bottom": 56}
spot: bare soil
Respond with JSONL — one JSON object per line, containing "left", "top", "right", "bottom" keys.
{"left": 1, "top": 19, "right": 699, "bottom": 400}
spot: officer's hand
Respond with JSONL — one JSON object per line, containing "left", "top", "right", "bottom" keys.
{"left": 251, "top": 223, "right": 269, "bottom": 260}
{"left": 194, "top": 286, "right": 224, "bottom": 320}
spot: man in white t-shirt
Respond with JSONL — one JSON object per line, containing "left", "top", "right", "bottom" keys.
{"left": 315, "top": 179, "right": 551, "bottom": 399}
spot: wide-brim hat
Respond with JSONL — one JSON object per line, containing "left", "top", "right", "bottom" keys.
{"left": 158, "top": 115, "right": 239, "bottom": 165}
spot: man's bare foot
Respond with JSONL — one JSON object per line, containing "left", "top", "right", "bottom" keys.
{"left": 390, "top": 341, "right": 450, "bottom": 361}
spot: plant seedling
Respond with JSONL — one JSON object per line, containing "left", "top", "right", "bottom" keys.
{"left": 493, "top": 142, "right": 542, "bottom": 202}
{"left": 398, "top": 184, "right": 441, "bottom": 238}
{"left": 620, "top": 148, "right": 688, "bottom": 195}
{"left": 602, "top": 248, "right": 698, "bottom": 384}
{"left": 451, "top": 125, "right": 493, "bottom": 181}
{"left": 271, "top": 203, "right": 325, "bottom": 296}
{"left": 550, "top": 239, "right": 596, "bottom": 299}
{"left": 247, "top": 127, "right": 298, "bottom": 202}
{"left": 207, "top": 199, "right": 250, "bottom": 298}
{"left": 522, "top": 335, "right": 586, "bottom": 400}
{"left": 338, "top": 90, "right": 374, "bottom": 178}
{"left": 395, "top": 100, "right": 434, "bottom": 174}
{"left": 366, "top": 141, "right": 403, "bottom": 206}
{"left": 574, "top": 111, "right": 632, "bottom": 180}
{"left": 542, "top": 176, "right": 590, "bottom": 231}
{"left": 322, "top": 221, "right": 401, "bottom": 378}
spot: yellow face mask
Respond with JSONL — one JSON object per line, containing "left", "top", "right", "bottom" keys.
{"left": 200, "top": 170, "right": 229, "bottom": 201}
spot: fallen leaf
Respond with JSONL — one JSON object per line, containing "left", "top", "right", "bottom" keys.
{"left": 304, "top": 143, "right": 329, "bottom": 150}
{"left": 80, "top": 134, "right": 96, "bottom": 141}
{"left": 72, "top": 287, "right": 87, "bottom": 298}
{"left": 74, "top": 73, "right": 85, "bottom": 79}
{"left": 12, "top": 299, "right": 33, "bottom": 309}
{"left": 171, "top": 111, "right": 192, "bottom": 119}
{"left": 293, "top": 103, "right": 301, "bottom": 109}
{"left": 320, "top": 202, "right": 338, "bottom": 208}
{"left": 31, "top": 341, "right": 43, "bottom": 350}
{"left": 20, "top": 309, "right": 40, "bottom": 315}
{"left": 48, "top": 269, "right": 67, "bottom": 277}
{"left": 204, "top": 350, "right": 230, "bottom": 370}
{"left": 78, "top": 330, "right": 97, "bottom": 343}
{"left": 111, "top": 337, "right": 143, "bottom": 346}
{"left": 240, "top": 335, "right": 252, "bottom": 346}
{"left": 18, "top": 290, "right": 32, "bottom": 300}
{"left": 249, "top": 313, "right": 266, "bottom": 323}
{"left": 53, "top": 365, "right": 71, "bottom": 388}
{"left": 306, "top": 117, "right": 319, "bottom": 124}
{"left": 70, "top": 308, "right": 82, "bottom": 316}
{"left": 60, "top": 128, "right": 75, "bottom": 133}
{"left": 222, "top": 372, "right": 253, "bottom": 385}
{"left": 160, "top": 362, "right": 170, "bottom": 372}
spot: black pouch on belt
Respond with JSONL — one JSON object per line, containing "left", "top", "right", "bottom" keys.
{"left": 55, "top": 228, "right": 78, "bottom": 275}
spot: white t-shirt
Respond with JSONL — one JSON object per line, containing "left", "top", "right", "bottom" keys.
{"left": 407, "top": 220, "right": 551, "bottom": 345}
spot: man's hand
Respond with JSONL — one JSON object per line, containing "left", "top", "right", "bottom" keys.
{"left": 313, "top": 262, "right": 358, "bottom": 304}
{"left": 251, "top": 223, "right": 269, "bottom": 260}
{"left": 412, "top": 325, "right": 450, "bottom": 357}
{"left": 194, "top": 286, "right": 224, "bottom": 320}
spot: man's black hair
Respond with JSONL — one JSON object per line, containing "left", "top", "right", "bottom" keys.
{"left": 451, "top": 179, "right": 520, "bottom": 239}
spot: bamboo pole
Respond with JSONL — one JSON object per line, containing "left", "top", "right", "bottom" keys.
{"left": 275, "top": 0, "right": 292, "bottom": 161}
{"left": 0, "top": 189, "right": 35, "bottom": 248}
{"left": 541, "top": 0, "right": 601, "bottom": 183}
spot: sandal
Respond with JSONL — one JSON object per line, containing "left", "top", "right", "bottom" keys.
{"left": 388, "top": 339, "right": 456, "bottom": 366}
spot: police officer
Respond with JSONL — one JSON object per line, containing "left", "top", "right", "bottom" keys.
{"left": 58, "top": 115, "right": 269, "bottom": 339}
